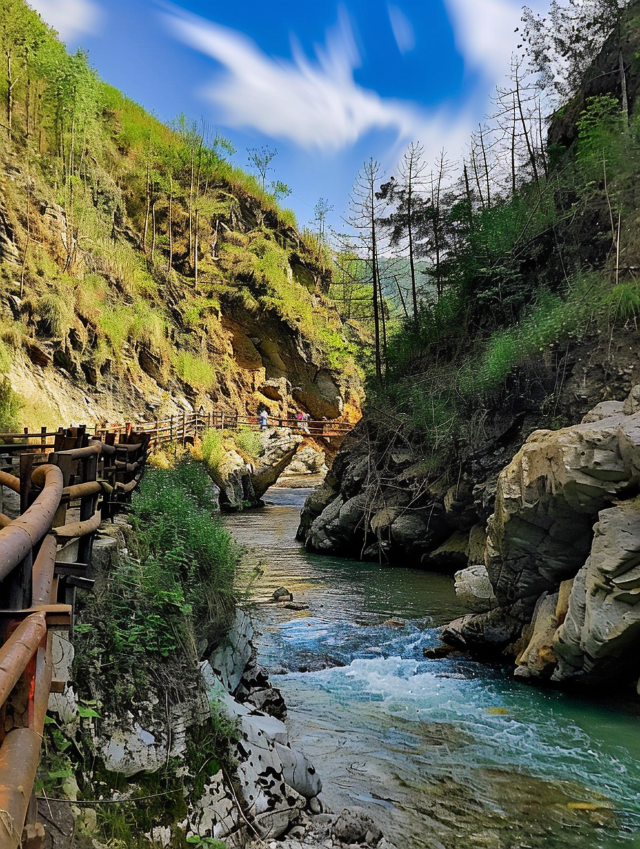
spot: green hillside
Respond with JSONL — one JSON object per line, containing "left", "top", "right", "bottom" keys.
{"left": 0, "top": 0, "right": 361, "bottom": 429}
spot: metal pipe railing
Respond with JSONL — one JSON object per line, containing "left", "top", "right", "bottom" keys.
{"left": 0, "top": 424, "right": 152, "bottom": 847}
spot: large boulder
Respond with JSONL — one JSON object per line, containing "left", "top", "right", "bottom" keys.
{"left": 486, "top": 410, "right": 640, "bottom": 609}
{"left": 208, "top": 447, "right": 258, "bottom": 511}
{"left": 296, "top": 475, "right": 339, "bottom": 541}
{"left": 207, "top": 430, "right": 303, "bottom": 510}
{"left": 553, "top": 498, "right": 640, "bottom": 684}
{"left": 444, "top": 385, "right": 640, "bottom": 688}
{"left": 252, "top": 430, "right": 304, "bottom": 499}
{"left": 306, "top": 494, "right": 368, "bottom": 555}
{"left": 454, "top": 565, "right": 497, "bottom": 612}
{"left": 515, "top": 591, "right": 559, "bottom": 679}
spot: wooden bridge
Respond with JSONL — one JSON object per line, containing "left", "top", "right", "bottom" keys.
{"left": 0, "top": 408, "right": 353, "bottom": 847}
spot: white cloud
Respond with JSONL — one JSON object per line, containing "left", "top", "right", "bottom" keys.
{"left": 388, "top": 4, "right": 416, "bottom": 55}
{"left": 163, "top": 5, "right": 440, "bottom": 152}
{"left": 28, "top": 0, "right": 103, "bottom": 43}
{"left": 444, "top": 0, "right": 549, "bottom": 81}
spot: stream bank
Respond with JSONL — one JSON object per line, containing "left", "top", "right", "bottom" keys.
{"left": 228, "top": 486, "right": 640, "bottom": 849}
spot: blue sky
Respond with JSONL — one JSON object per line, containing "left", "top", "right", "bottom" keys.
{"left": 28, "top": 0, "right": 549, "bottom": 232}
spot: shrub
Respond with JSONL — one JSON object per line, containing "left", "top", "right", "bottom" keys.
{"left": 175, "top": 352, "right": 215, "bottom": 392}
{"left": 0, "top": 342, "right": 22, "bottom": 431}
{"left": 0, "top": 377, "right": 22, "bottom": 431}
{"left": 34, "top": 291, "right": 76, "bottom": 339}
{"left": 234, "top": 426, "right": 263, "bottom": 460}
{"left": 74, "top": 461, "right": 238, "bottom": 696}
{"left": 201, "top": 428, "right": 225, "bottom": 478}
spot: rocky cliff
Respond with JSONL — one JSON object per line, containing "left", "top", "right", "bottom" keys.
{"left": 445, "top": 385, "right": 640, "bottom": 691}
{"left": 298, "top": 331, "right": 640, "bottom": 693}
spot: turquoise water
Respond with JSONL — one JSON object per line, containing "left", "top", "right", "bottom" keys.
{"left": 225, "top": 487, "right": 640, "bottom": 849}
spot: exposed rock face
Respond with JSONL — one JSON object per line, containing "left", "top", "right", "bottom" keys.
{"left": 198, "top": 655, "right": 322, "bottom": 842}
{"left": 444, "top": 387, "right": 640, "bottom": 690}
{"left": 553, "top": 498, "right": 640, "bottom": 683}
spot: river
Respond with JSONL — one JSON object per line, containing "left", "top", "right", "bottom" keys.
{"left": 224, "top": 486, "right": 640, "bottom": 849}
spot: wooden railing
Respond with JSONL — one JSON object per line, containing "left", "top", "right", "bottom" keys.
{"left": 118, "top": 410, "right": 353, "bottom": 448}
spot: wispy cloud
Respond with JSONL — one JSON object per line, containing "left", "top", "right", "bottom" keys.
{"left": 388, "top": 4, "right": 416, "bottom": 55}
{"left": 28, "top": 0, "right": 103, "bottom": 42}
{"left": 444, "top": 0, "right": 549, "bottom": 81}
{"left": 163, "top": 5, "right": 437, "bottom": 152}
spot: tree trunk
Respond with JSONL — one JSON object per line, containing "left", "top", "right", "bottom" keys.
{"left": 370, "top": 190, "right": 383, "bottom": 382}
{"left": 151, "top": 200, "right": 157, "bottom": 263}
{"left": 168, "top": 179, "right": 173, "bottom": 273}
{"left": 619, "top": 47, "right": 629, "bottom": 123}
{"left": 515, "top": 65, "right": 540, "bottom": 188}
{"left": 143, "top": 160, "right": 150, "bottom": 255}
{"left": 194, "top": 208, "right": 199, "bottom": 288}
{"left": 407, "top": 166, "right": 418, "bottom": 321}
{"left": 478, "top": 126, "right": 491, "bottom": 207}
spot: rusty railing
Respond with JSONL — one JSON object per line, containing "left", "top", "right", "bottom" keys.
{"left": 0, "top": 426, "right": 149, "bottom": 849}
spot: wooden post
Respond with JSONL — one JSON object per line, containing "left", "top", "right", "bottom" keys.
{"left": 40, "top": 426, "right": 47, "bottom": 452}
{"left": 182, "top": 411, "right": 186, "bottom": 447}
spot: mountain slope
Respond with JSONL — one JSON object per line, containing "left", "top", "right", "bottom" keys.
{"left": 0, "top": 2, "right": 362, "bottom": 428}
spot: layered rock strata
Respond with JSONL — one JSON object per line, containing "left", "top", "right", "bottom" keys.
{"left": 444, "top": 388, "right": 640, "bottom": 690}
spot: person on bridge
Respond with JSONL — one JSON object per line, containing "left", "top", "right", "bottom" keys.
{"left": 259, "top": 409, "right": 269, "bottom": 430}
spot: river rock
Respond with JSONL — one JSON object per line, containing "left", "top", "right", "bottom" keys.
{"left": 421, "top": 530, "right": 469, "bottom": 572}
{"left": 209, "top": 447, "right": 258, "bottom": 510}
{"left": 274, "top": 742, "right": 322, "bottom": 799}
{"left": 283, "top": 443, "right": 327, "bottom": 477}
{"left": 332, "top": 807, "right": 382, "bottom": 845}
{"left": 307, "top": 494, "right": 368, "bottom": 555}
{"left": 515, "top": 590, "right": 559, "bottom": 679}
{"left": 253, "top": 430, "right": 304, "bottom": 499}
{"left": 442, "top": 603, "right": 526, "bottom": 651}
{"left": 206, "top": 429, "right": 303, "bottom": 510}
{"left": 187, "top": 770, "right": 239, "bottom": 843}
{"left": 296, "top": 475, "right": 339, "bottom": 541}
{"left": 208, "top": 609, "right": 254, "bottom": 693}
{"left": 581, "top": 400, "right": 625, "bottom": 423}
{"left": 486, "top": 406, "right": 640, "bottom": 609}
{"left": 467, "top": 524, "right": 487, "bottom": 566}
{"left": 454, "top": 565, "right": 497, "bottom": 612}
{"left": 443, "top": 386, "right": 640, "bottom": 686}
{"left": 443, "top": 483, "right": 477, "bottom": 530}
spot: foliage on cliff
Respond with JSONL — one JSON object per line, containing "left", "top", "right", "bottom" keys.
{"left": 360, "top": 0, "right": 640, "bottom": 471}
{"left": 42, "top": 460, "right": 239, "bottom": 847}
{"left": 74, "top": 459, "right": 238, "bottom": 707}
{"left": 0, "top": 0, "right": 359, "bottom": 425}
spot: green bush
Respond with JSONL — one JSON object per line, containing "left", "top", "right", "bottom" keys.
{"left": 234, "top": 426, "right": 263, "bottom": 460}
{"left": 0, "top": 342, "right": 21, "bottom": 431}
{"left": 74, "top": 461, "right": 237, "bottom": 693}
{"left": 175, "top": 352, "right": 216, "bottom": 392}
{"left": 201, "top": 429, "right": 225, "bottom": 478}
